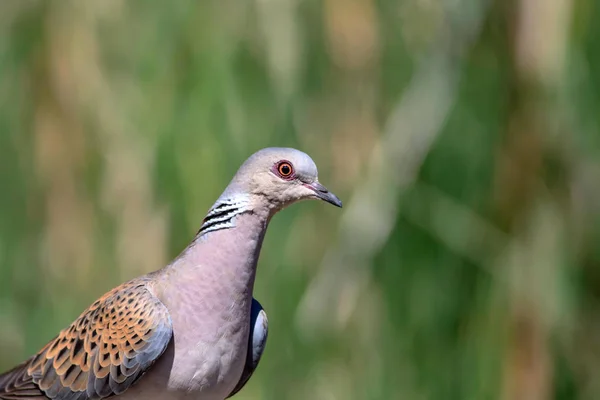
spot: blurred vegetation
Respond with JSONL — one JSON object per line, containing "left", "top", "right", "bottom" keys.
{"left": 1, "top": 0, "right": 600, "bottom": 399}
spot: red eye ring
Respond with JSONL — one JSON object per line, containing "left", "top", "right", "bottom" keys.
{"left": 275, "top": 161, "right": 294, "bottom": 179}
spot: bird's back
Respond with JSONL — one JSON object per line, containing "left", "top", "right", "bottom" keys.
{"left": 0, "top": 275, "right": 173, "bottom": 400}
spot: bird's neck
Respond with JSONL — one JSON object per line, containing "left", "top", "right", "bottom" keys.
{"left": 196, "top": 195, "right": 254, "bottom": 237}
{"left": 164, "top": 195, "right": 272, "bottom": 299}
{"left": 155, "top": 196, "right": 273, "bottom": 376}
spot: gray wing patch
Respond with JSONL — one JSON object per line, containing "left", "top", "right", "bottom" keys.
{"left": 227, "top": 298, "right": 268, "bottom": 398}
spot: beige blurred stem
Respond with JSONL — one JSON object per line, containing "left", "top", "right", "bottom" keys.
{"left": 46, "top": 2, "right": 168, "bottom": 280}
{"left": 499, "top": 200, "right": 568, "bottom": 400}
{"left": 295, "top": 0, "right": 491, "bottom": 338}
{"left": 500, "top": 0, "right": 573, "bottom": 399}
{"left": 515, "top": 0, "right": 572, "bottom": 87}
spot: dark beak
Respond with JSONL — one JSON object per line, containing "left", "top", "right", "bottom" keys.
{"left": 307, "top": 181, "right": 343, "bottom": 208}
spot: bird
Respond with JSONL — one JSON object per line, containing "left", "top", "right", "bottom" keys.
{"left": 0, "top": 147, "right": 342, "bottom": 400}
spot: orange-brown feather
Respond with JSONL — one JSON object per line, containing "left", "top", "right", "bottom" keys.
{"left": 0, "top": 277, "right": 172, "bottom": 400}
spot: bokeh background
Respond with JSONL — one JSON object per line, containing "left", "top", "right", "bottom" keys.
{"left": 0, "top": 0, "right": 599, "bottom": 399}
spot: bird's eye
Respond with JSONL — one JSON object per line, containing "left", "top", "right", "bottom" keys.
{"left": 276, "top": 161, "right": 294, "bottom": 178}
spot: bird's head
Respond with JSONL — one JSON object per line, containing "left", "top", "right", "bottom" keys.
{"left": 223, "top": 147, "right": 342, "bottom": 211}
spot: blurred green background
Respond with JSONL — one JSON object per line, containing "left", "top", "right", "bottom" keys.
{"left": 1, "top": 0, "right": 600, "bottom": 399}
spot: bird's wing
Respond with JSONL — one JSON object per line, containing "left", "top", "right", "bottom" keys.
{"left": 0, "top": 277, "right": 173, "bottom": 400}
{"left": 227, "top": 298, "right": 268, "bottom": 398}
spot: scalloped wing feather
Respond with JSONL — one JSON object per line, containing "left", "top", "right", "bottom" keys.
{"left": 0, "top": 278, "right": 172, "bottom": 400}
